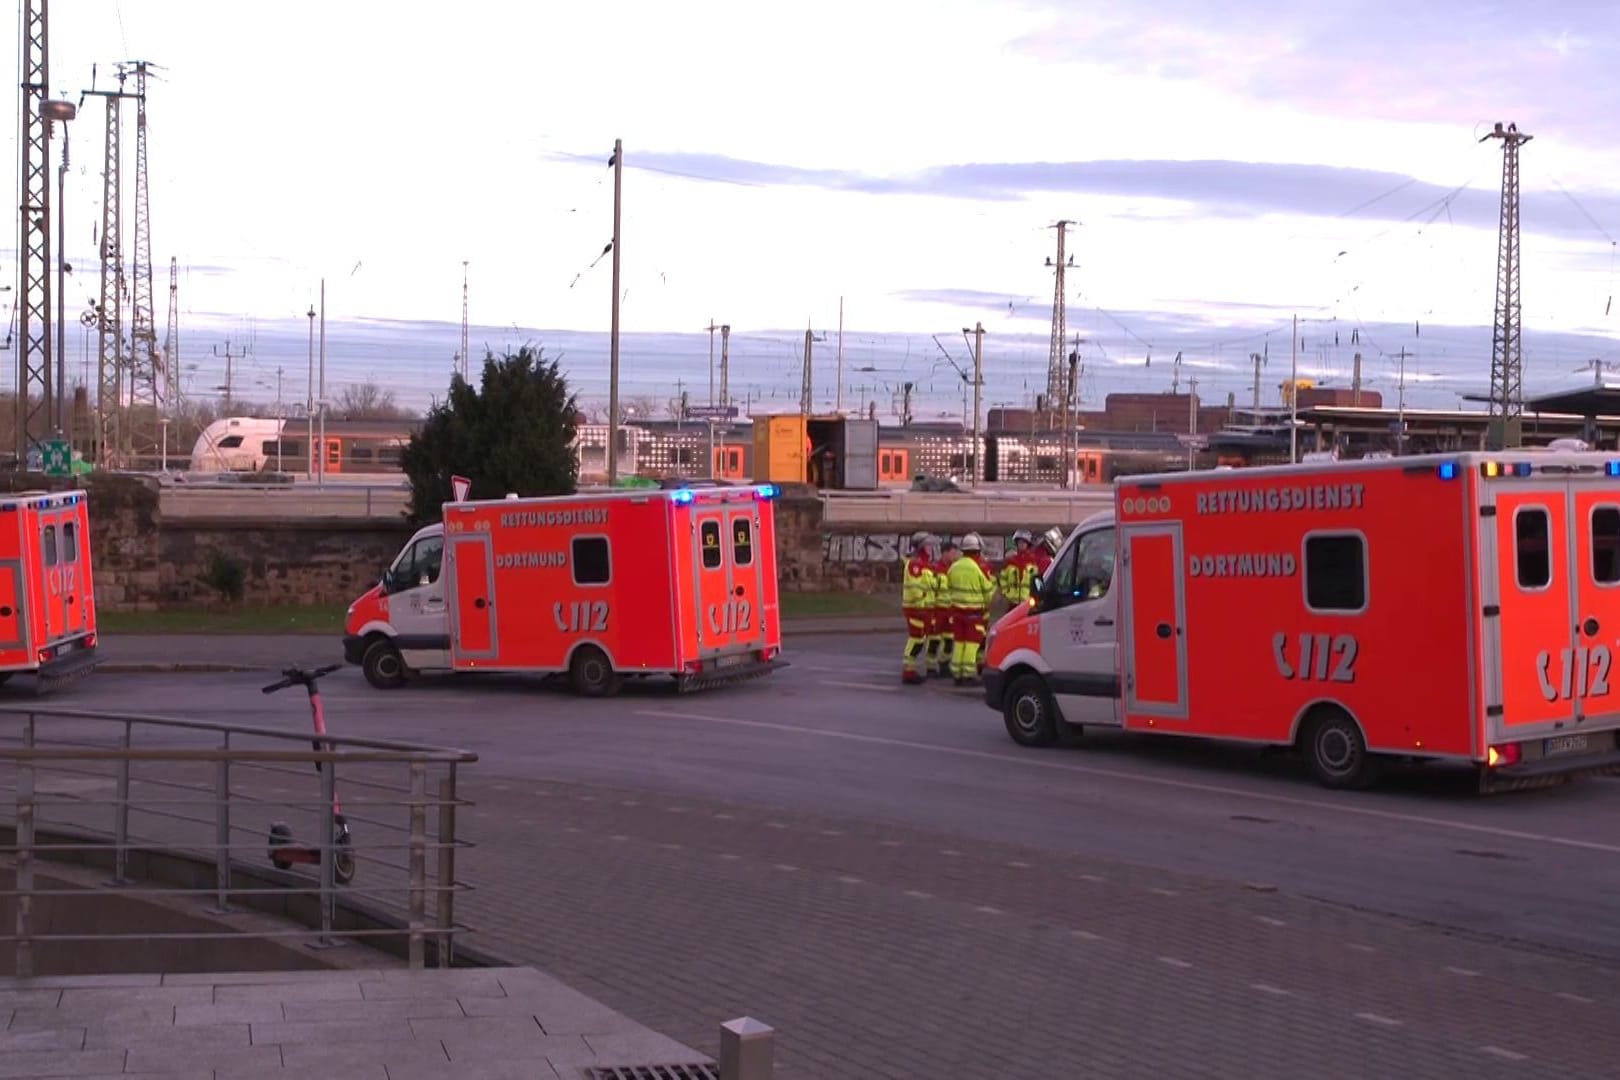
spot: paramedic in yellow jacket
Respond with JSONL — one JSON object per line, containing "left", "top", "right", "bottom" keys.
{"left": 946, "top": 533, "right": 997, "bottom": 685}
{"left": 997, "top": 529, "right": 1036, "bottom": 606}
{"left": 900, "top": 531, "right": 937, "bottom": 685}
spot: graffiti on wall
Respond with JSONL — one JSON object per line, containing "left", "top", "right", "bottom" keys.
{"left": 822, "top": 532, "right": 1034, "bottom": 564}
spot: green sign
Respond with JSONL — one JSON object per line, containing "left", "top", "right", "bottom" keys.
{"left": 42, "top": 439, "right": 71, "bottom": 477}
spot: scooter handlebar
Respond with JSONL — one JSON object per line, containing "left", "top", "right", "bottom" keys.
{"left": 261, "top": 662, "right": 345, "bottom": 694}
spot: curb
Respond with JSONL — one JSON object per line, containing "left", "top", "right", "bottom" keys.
{"left": 97, "top": 662, "right": 270, "bottom": 674}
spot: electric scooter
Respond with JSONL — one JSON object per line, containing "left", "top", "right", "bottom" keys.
{"left": 262, "top": 663, "right": 356, "bottom": 885}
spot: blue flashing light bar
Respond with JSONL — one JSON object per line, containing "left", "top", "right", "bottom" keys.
{"left": 1607, "top": 461, "right": 1620, "bottom": 477}
{"left": 1437, "top": 461, "right": 1458, "bottom": 480}
{"left": 755, "top": 483, "right": 779, "bottom": 500}
{"left": 670, "top": 488, "right": 695, "bottom": 505}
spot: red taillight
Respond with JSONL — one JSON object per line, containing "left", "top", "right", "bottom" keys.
{"left": 84, "top": 632, "right": 96, "bottom": 648}
{"left": 36, "top": 648, "right": 50, "bottom": 663}
{"left": 1487, "top": 743, "right": 1522, "bottom": 768}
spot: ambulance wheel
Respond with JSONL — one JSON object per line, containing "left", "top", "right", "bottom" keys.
{"left": 361, "top": 638, "right": 407, "bottom": 690}
{"left": 1003, "top": 674, "right": 1059, "bottom": 748}
{"left": 569, "top": 645, "right": 620, "bottom": 698}
{"left": 1301, "top": 707, "right": 1378, "bottom": 790}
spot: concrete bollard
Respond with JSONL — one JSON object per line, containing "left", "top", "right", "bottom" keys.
{"left": 719, "top": 1016, "right": 775, "bottom": 1080}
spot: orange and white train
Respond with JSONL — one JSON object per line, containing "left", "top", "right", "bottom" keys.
{"left": 0, "top": 490, "right": 99, "bottom": 690}
{"left": 343, "top": 484, "right": 786, "bottom": 695}
{"left": 982, "top": 451, "right": 1620, "bottom": 792}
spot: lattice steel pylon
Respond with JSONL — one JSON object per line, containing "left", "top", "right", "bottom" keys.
{"left": 93, "top": 83, "right": 125, "bottom": 467}
{"left": 1043, "top": 220, "right": 1074, "bottom": 425}
{"left": 124, "top": 61, "right": 163, "bottom": 464}
{"left": 15, "top": 0, "right": 53, "bottom": 461}
{"left": 1482, "top": 121, "right": 1532, "bottom": 450}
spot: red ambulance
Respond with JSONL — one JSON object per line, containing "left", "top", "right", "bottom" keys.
{"left": 0, "top": 490, "right": 99, "bottom": 690}
{"left": 342, "top": 483, "right": 785, "bottom": 695}
{"left": 982, "top": 451, "right": 1620, "bottom": 792}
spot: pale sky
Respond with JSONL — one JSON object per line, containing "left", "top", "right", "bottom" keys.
{"left": 5, "top": 0, "right": 1619, "bottom": 419}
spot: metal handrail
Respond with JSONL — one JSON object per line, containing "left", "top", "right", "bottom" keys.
{"left": 0, "top": 706, "right": 478, "bottom": 978}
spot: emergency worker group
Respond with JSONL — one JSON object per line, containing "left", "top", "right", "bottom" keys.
{"left": 901, "top": 526, "right": 1064, "bottom": 686}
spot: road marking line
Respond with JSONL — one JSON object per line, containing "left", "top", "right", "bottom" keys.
{"left": 561, "top": 826, "right": 580, "bottom": 834}
{"left": 610, "top": 834, "right": 629, "bottom": 842}
{"left": 659, "top": 842, "right": 683, "bottom": 851}
{"left": 633, "top": 708, "right": 1620, "bottom": 856}
{"left": 1079, "top": 873, "right": 1107, "bottom": 883}
{"left": 1007, "top": 861, "right": 1032, "bottom": 869}
{"left": 820, "top": 829, "right": 843, "bottom": 837}
{"left": 716, "top": 853, "right": 742, "bottom": 861}
{"left": 1158, "top": 957, "right": 1192, "bottom": 969}
{"left": 620, "top": 800, "right": 639, "bottom": 807}
{"left": 1480, "top": 1046, "right": 1527, "bottom": 1062}
{"left": 713, "top": 813, "right": 734, "bottom": 820}
{"left": 1556, "top": 991, "right": 1593, "bottom": 1004}
{"left": 576, "top": 795, "right": 596, "bottom": 801}
{"left": 819, "top": 679, "right": 899, "bottom": 693}
{"left": 766, "top": 822, "right": 788, "bottom": 830}
{"left": 1355, "top": 1012, "right": 1402, "bottom": 1027}
{"left": 1071, "top": 930, "right": 1101, "bottom": 941}
{"left": 904, "top": 890, "right": 931, "bottom": 900}
{"left": 837, "top": 875, "right": 863, "bottom": 885}
{"left": 1445, "top": 966, "right": 1480, "bottom": 977}
{"left": 1149, "top": 888, "right": 1179, "bottom": 897}
{"left": 1255, "top": 916, "right": 1286, "bottom": 927}
{"left": 940, "top": 849, "right": 962, "bottom": 857}
{"left": 1347, "top": 944, "right": 1377, "bottom": 953}
{"left": 773, "top": 863, "right": 800, "bottom": 872}
{"left": 975, "top": 905, "right": 1004, "bottom": 915}
{"left": 1250, "top": 983, "right": 1291, "bottom": 996}
{"left": 879, "top": 840, "right": 903, "bottom": 848}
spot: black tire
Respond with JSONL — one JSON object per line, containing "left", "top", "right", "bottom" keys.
{"left": 361, "top": 637, "right": 407, "bottom": 690}
{"left": 1301, "top": 708, "right": 1378, "bottom": 790}
{"left": 333, "top": 823, "right": 356, "bottom": 885}
{"left": 569, "top": 645, "right": 619, "bottom": 698}
{"left": 1003, "top": 673, "right": 1060, "bottom": 747}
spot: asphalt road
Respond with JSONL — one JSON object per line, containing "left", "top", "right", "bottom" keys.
{"left": 7, "top": 636, "right": 1620, "bottom": 1077}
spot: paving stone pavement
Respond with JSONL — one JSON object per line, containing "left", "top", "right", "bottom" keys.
{"left": 0, "top": 966, "right": 711, "bottom": 1079}
{"left": 8, "top": 757, "right": 1620, "bottom": 1077}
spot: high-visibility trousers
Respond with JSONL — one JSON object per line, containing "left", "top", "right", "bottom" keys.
{"left": 951, "top": 606, "right": 989, "bottom": 678}
{"left": 929, "top": 606, "right": 953, "bottom": 670}
{"left": 902, "top": 608, "right": 930, "bottom": 675}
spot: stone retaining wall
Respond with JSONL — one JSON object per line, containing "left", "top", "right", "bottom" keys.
{"left": 1, "top": 474, "right": 1078, "bottom": 611}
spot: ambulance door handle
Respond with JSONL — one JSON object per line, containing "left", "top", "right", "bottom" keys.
{"left": 474, "top": 598, "right": 487, "bottom": 610}
{"left": 1155, "top": 623, "right": 1172, "bottom": 639}
{"left": 1582, "top": 617, "right": 1600, "bottom": 637}
{"left": 1093, "top": 617, "right": 1113, "bottom": 627}
{"left": 734, "top": 585, "right": 744, "bottom": 596}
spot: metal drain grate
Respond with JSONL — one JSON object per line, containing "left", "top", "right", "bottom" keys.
{"left": 582, "top": 1065, "right": 720, "bottom": 1080}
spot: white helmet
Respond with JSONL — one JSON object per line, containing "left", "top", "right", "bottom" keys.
{"left": 1041, "top": 526, "right": 1063, "bottom": 554}
{"left": 1012, "top": 529, "right": 1033, "bottom": 546}
{"left": 960, "top": 532, "right": 983, "bottom": 553}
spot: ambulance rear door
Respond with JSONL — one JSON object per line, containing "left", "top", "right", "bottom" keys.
{"left": 1483, "top": 473, "right": 1584, "bottom": 739}
{"left": 691, "top": 497, "right": 766, "bottom": 660}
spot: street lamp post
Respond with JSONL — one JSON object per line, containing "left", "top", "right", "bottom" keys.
{"left": 306, "top": 305, "right": 315, "bottom": 479}
{"left": 42, "top": 99, "right": 76, "bottom": 439}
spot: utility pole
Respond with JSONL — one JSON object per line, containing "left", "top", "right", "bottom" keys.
{"left": 318, "top": 278, "right": 327, "bottom": 487}
{"left": 607, "top": 138, "right": 624, "bottom": 484}
{"left": 86, "top": 69, "right": 139, "bottom": 468}
{"left": 213, "top": 339, "right": 245, "bottom": 407}
{"left": 275, "top": 365, "right": 284, "bottom": 472}
{"left": 305, "top": 304, "right": 315, "bottom": 479}
{"left": 1482, "top": 121, "right": 1532, "bottom": 450}
{"left": 800, "top": 328, "right": 814, "bottom": 418}
{"left": 164, "top": 256, "right": 181, "bottom": 410}
{"left": 964, "top": 322, "right": 985, "bottom": 487}
{"left": 459, "top": 259, "right": 469, "bottom": 381}
{"left": 836, "top": 297, "right": 845, "bottom": 413}
{"left": 1044, "top": 221, "right": 1074, "bottom": 425}
{"left": 719, "top": 324, "right": 731, "bottom": 408}
{"left": 1396, "top": 346, "right": 1410, "bottom": 456}
{"left": 901, "top": 381, "right": 914, "bottom": 427}
{"left": 1289, "top": 313, "right": 1299, "bottom": 463}
{"left": 1065, "top": 344, "right": 1080, "bottom": 488}
{"left": 1186, "top": 376, "right": 1199, "bottom": 470}
{"left": 705, "top": 319, "right": 718, "bottom": 405}
{"left": 1171, "top": 351, "right": 1182, "bottom": 395}
{"left": 125, "top": 61, "right": 161, "bottom": 465}
{"left": 1352, "top": 352, "right": 1363, "bottom": 407}
{"left": 1250, "top": 352, "right": 1265, "bottom": 414}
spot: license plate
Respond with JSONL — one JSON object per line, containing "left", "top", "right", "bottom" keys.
{"left": 1544, "top": 734, "right": 1590, "bottom": 757}
{"left": 715, "top": 653, "right": 746, "bottom": 670}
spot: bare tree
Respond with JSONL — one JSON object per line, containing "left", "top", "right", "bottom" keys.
{"left": 335, "top": 381, "right": 416, "bottom": 420}
{"left": 622, "top": 395, "right": 658, "bottom": 424}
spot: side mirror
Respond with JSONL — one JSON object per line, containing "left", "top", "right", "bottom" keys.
{"left": 1029, "top": 573, "right": 1044, "bottom": 597}
{"left": 380, "top": 569, "right": 394, "bottom": 592}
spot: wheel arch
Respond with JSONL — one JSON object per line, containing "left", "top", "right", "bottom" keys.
{"left": 1289, "top": 697, "right": 1367, "bottom": 748}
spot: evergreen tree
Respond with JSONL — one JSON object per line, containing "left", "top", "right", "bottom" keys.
{"left": 402, "top": 346, "right": 579, "bottom": 524}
